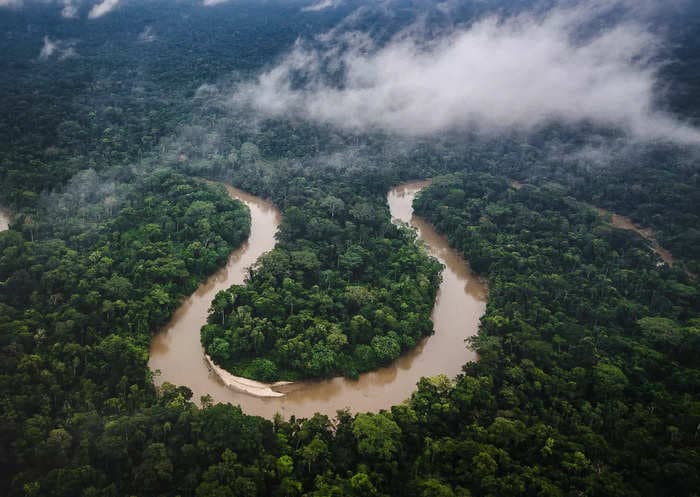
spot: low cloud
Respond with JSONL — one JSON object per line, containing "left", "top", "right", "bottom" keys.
{"left": 202, "top": 0, "right": 230, "bottom": 6}
{"left": 38, "top": 36, "right": 77, "bottom": 61}
{"left": 302, "top": 0, "right": 342, "bottom": 13}
{"left": 138, "top": 25, "right": 156, "bottom": 43}
{"left": 88, "top": 0, "right": 119, "bottom": 19}
{"left": 60, "top": 0, "right": 78, "bottom": 18}
{"left": 232, "top": 0, "right": 700, "bottom": 145}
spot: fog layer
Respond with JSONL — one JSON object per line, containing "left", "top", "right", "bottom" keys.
{"left": 233, "top": 0, "right": 700, "bottom": 144}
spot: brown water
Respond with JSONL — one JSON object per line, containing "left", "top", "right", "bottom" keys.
{"left": 510, "top": 178, "right": 675, "bottom": 267}
{"left": 149, "top": 181, "right": 487, "bottom": 419}
{"left": 149, "top": 184, "right": 281, "bottom": 402}
{"left": 0, "top": 209, "right": 11, "bottom": 231}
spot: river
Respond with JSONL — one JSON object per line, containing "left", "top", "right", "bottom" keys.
{"left": 595, "top": 208, "right": 674, "bottom": 267}
{"left": 511, "top": 179, "right": 674, "bottom": 267}
{"left": 148, "top": 181, "right": 487, "bottom": 419}
{"left": 0, "top": 209, "right": 11, "bottom": 231}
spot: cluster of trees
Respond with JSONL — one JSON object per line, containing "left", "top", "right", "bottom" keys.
{"left": 2, "top": 2, "right": 700, "bottom": 496}
{"left": 412, "top": 173, "right": 700, "bottom": 496}
{"left": 0, "top": 39, "right": 182, "bottom": 207}
{"left": 564, "top": 144, "right": 700, "bottom": 273}
{"left": 0, "top": 0, "right": 350, "bottom": 210}
{"left": 5, "top": 170, "right": 699, "bottom": 497}
{"left": 172, "top": 104, "right": 700, "bottom": 278}
{"left": 201, "top": 168, "right": 441, "bottom": 380}
{"left": 0, "top": 172, "right": 250, "bottom": 491}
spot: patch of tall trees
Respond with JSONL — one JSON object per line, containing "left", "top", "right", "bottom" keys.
{"left": 5, "top": 171, "right": 699, "bottom": 497}
{"left": 411, "top": 173, "right": 700, "bottom": 497}
{"left": 0, "top": 172, "right": 250, "bottom": 492}
{"left": 201, "top": 169, "right": 441, "bottom": 380}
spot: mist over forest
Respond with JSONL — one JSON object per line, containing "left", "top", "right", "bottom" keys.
{"left": 1, "top": 1, "right": 699, "bottom": 497}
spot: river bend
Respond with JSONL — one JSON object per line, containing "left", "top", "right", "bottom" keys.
{"left": 149, "top": 181, "right": 487, "bottom": 418}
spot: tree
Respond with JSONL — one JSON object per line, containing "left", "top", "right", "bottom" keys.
{"left": 352, "top": 413, "right": 401, "bottom": 462}
{"left": 134, "top": 443, "right": 173, "bottom": 495}
{"left": 300, "top": 435, "right": 329, "bottom": 473}
{"left": 195, "top": 449, "right": 257, "bottom": 497}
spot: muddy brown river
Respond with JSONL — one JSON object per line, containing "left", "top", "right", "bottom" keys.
{"left": 149, "top": 181, "right": 487, "bottom": 418}
{"left": 0, "top": 209, "right": 11, "bottom": 231}
{"left": 595, "top": 208, "right": 674, "bottom": 267}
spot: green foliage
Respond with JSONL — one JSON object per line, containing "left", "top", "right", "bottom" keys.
{"left": 201, "top": 169, "right": 441, "bottom": 381}
{"left": 352, "top": 413, "right": 401, "bottom": 462}
{"left": 0, "top": 172, "right": 250, "bottom": 494}
{"left": 5, "top": 167, "right": 698, "bottom": 497}
{"left": 412, "top": 172, "right": 700, "bottom": 497}
{"left": 1, "top": 3, "right": 700, "bottom": 497}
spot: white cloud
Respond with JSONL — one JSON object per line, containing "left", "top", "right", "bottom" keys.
{"left": 88, "top": 0, "right": 119, "bottom": 19}
{"left": 231, "top": 0, "right": 700, "bottom": 145}
{"left": 38, "top": 36, "right": 58, "bottom": 60}
{"left": 61, "top": 0, "right": 78, "bottom": 18}
{"left": 38, "top": 35, "right": 77, "bottom": 61}
{"left": 202, "top": 0, "right": 231, "bottom": 6}
{"left": 302, "top": 0, "right": 342, "bottom": 12}
{"left": 0, "top": 0, "right": 23, "bottom": 8}
{"left": 138, "top": 25, "right": 156, "bottom": 43}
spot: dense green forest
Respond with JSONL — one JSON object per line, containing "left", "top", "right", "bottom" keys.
{"left": 201, "top": 175, "right": 442, "bottom": 381}
{"left": 0, "top": 172, "right": 251, "bottom": 492}
{"left": 414, "top": 174, "right": 700, "bottom": 496}
{"left": 1, "top": 1, "right": 700, "bottom": 496}
{"left": 4, "top": 171, "right": 698, "bottom": 497}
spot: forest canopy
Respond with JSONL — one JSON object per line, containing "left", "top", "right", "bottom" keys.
{"left": 1, "top": 1, "right": 699, "bottom": 497}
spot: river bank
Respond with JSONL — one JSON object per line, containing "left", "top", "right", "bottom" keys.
{"left": 149, "top": 180, "right": 487, "bottom": 419}
{"left": 510, "top": 179, "right": 676, "bottom": 268}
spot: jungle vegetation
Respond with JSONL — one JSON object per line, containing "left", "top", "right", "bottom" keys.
{"left": 0, "top": 1, "right": 699, "bottom": 497}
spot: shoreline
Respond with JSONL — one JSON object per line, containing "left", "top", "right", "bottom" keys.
{"left": 150, "top": 180, "right": 487, "bottom": 418}
{"left": 509, "top": 179, "right": 675, "bottom": 268}
{"left": 204, "top": 354, "right": 293, "bottom": 398}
